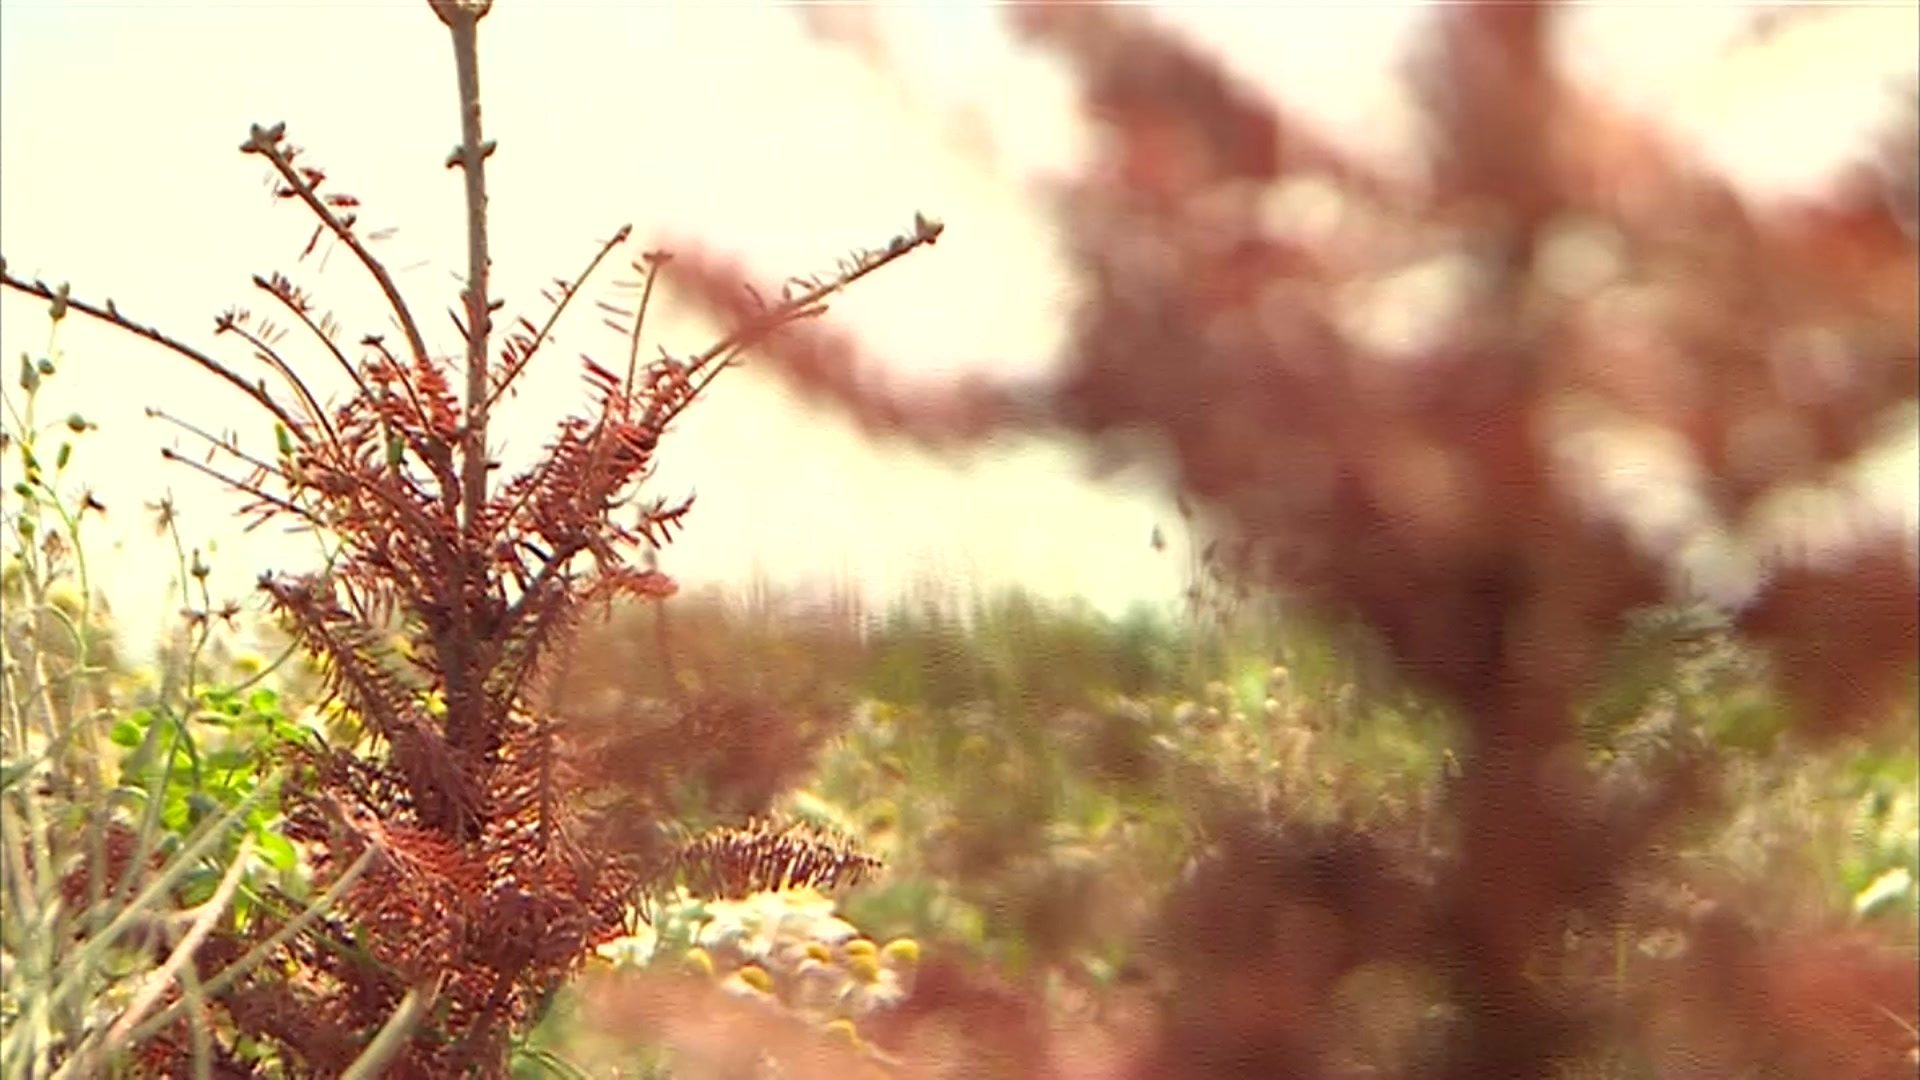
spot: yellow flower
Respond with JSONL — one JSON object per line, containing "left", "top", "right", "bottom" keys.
{"left": 681, "top": 947, "right": 715, "bottom": 978}
{"left": 823, "top": 1018, "right": 863, "bottom": 1050}
{"left": 736, "top": 964, "right": 775, "bottom": 994}
{"left": 881, "top": 938, "right": 920, "bottom": 968}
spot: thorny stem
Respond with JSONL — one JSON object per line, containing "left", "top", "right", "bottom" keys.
{"left": 360, "top": 335, "right": 455, "bottom": 497}
{"left": 650, "top": 215, "right": 943, "bottom": 434}
{"left": 241, "top": 127, "right": 433, "bottom": 376}
{"left": 222, "top": 316, "right": 342, "bottom": 454}
{"left": 437, "top": 1, "right": 496, "bottom": 535}
{"left": 492, "top": 215, "right": 943, "bottom": 634}
{"left": 156, "top": 449, "right": 322, "bottom": 533}
{"left": 485, "top": 214, "right": 939, "bottom": 585}
{"left": 621, "top": 251, "right": 667, "bottom": 399}
{"left": 482, "top": 224, "right": 632, "bottom": 415}
{"left": 0, "top": 272, "right": 304, "bottom": 435}
{"left": 685, "top": 217, "right": 940, "bottom": 387}
{"left": 254, "top": 273, "right": 375, "bottom": 412}
{"left": 145, "top": 408, "right": 285, "bottom": 485}
{"left": 426, "top": 0, "right": 498, "bottom": 785}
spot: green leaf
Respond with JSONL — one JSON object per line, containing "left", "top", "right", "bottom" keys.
{"left": 255, "top": 829, "right": 298, "bottom": 872}
{"left": 109, "top": 716, "right": 146, "bottom": 747}
{"left": 162, "top": 794, "right": 192, "bottom": 832}
{"left": 177, "top": 866, "right": 220, "bottom": 908}
{"left": 204, "top": 748, "right": 255, "bottom": 772}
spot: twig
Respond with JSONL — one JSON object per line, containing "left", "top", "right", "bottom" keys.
{"left": 0, "top": 270, "right": 303, "bottom": 434}
{"left": 73, "top": 838, "right": 257, "bottom": 1073}
{"left": 622, "top": 250, "right": 669, "bottom": 399}
{"left": 240, "top": 123, "right": 433, "bottom": 374}
{"left": 156, "top": 447, "right": 324, "bottom": 532}
{"left": 220, "top": 315, "right": 342, "bottom": 454}
{"left": 145, "top": 406, "right": 286, "bottom": 482}
{"left": 683, "top": 213, "right": 941, "bottom": 388}
{"left": 254, "top": 272, "right": 374, "bottom": 408}
{"left": 484, "top": 224, "right": 632, "bottom": 414}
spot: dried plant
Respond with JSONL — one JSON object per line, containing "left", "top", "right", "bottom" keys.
{"left": 663, "top": 5, "right": 1918, "bottom": 1077}
{"left": 674, "top": 818, "right": 883, "bottom": 900}
{"left": 0, "top": 1, "right": 933, "bottom": 1074}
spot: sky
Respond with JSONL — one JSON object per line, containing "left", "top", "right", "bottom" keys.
{"left": 1, "top": 2, "right": 1913, "bottom": 652}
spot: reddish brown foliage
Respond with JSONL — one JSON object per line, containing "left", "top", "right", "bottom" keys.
{"left": 0, "top": 2, "right": 930, "bottom": 1071}
{"left": 662, "top": 5, "right": 1919, "bottom": 1077}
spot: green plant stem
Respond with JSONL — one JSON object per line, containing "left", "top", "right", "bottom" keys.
{"left": 58, "top": 837, "right": 257, "bottom": 1077}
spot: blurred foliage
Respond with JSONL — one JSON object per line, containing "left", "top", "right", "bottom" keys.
{"left": 6, "top": 5, "right": 1916, "bottom": 1076}
{"left": 0, "top": 313, "right": 357, "bottom": 1077}
{"left": 683, "top": 5, "right": 1918, "bottom": 1071}
{"left": 542, "top": 577, "right": 1915, "bottom": 1074}
{"left": 7, "top": 486, "right": 1913, "bottom": 1076}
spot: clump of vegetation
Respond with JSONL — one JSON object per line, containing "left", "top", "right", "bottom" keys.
{"left": 3, "top": 4, "right": 1915, "bottom": 1079}
{"left": 545, "top": 573, "right": 1913, "bottom": 1077}
{"left": 670, "top": 5, "right": 1918, "bottom": 1076}
{"left": 1, "top": 305, "right": 352, "bottom": 1076}
{"left": 2, "top": 0, "right": 934, "bottom": 1073}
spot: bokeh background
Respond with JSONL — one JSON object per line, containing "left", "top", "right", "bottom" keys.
{"left": 4, "top": 2, "right": 1912, "bottom": 650}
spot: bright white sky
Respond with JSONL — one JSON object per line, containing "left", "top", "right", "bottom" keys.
{"left": 1, "top": 2, "right": 1912, "bottom": 652}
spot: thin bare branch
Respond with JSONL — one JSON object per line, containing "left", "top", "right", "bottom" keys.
{"left": 157, "top": 447, "right": 325, "bottom": 531}
{"left": 0, "top": 268, "right": 304, "bottom": 433}
{"left": 145, "top": 406, "right": 288, "bottom": 482}
{"left": 240, "top": 124, "right": 433, "bottom": 371}
{"left": 255, "top": 272, "right": 374, "bottom": 405}
{"left": 221, "top": 316, "right": 343, "bottom": 454}
{"left": 484, "top": 224, "right": 633, "bottom": 414}
{"left": 622, "top": 250, "right": 668, "bottom": 399}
